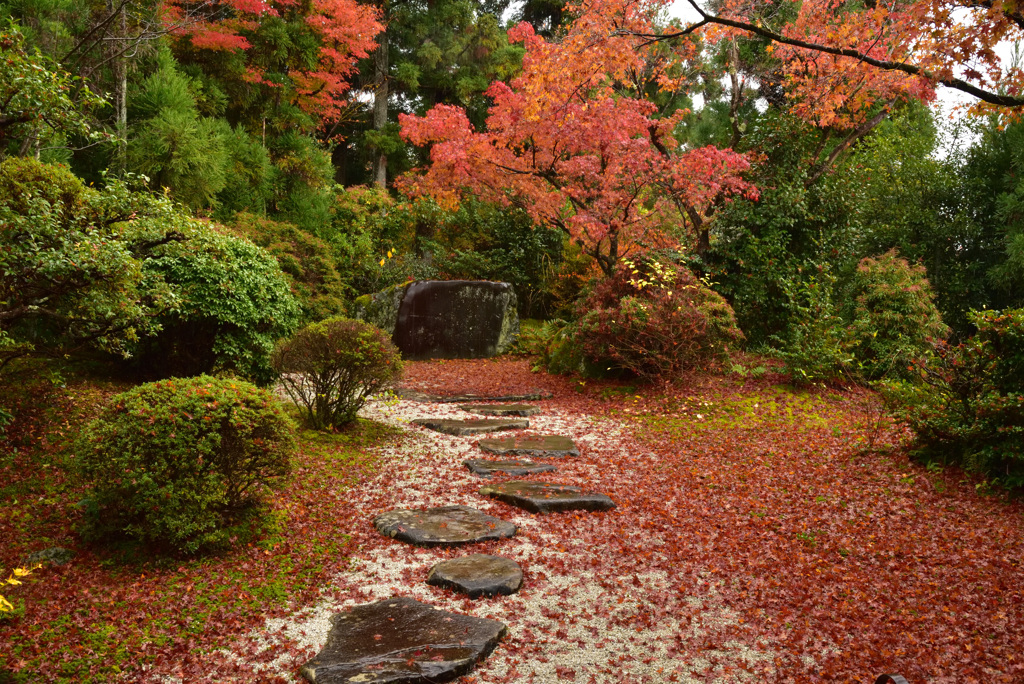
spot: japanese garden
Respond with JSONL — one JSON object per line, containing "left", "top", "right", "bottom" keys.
{"left": 1, "top": 0, "right": 1024, "bottom": 680}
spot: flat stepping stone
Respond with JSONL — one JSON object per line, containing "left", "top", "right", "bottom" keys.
{"left": 374, "top": 505, "right": 517, "bottom": 547}
{"left": 459, "top": 403, "right": 540, "bottom": 417}
{"left": 410, "top": 417, "right": 528, "bottom": 436}
{"left": 463, "top": 458, "right": 557, "bottom": 477}
{"left": 478, "top": 434, "right": 579, "bottom": 458}
{"left": 479, "top": 481, "right": 616, "bottom": 513}
{"left": 427, "top": 554, "right": 523, "bottom": 598}
{"left": 299, "top": 596, "right": 507, "bottom": 684}
{"left": 397, "top": 388, "right": 553, "bottom": 403}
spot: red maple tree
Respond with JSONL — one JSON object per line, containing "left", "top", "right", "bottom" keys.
{"left": 397, "top": 0, "right": 756, "bottom": 275}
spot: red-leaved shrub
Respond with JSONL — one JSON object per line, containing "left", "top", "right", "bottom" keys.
{"left": 575, "top": 258, "right": 744, "bottom": 380}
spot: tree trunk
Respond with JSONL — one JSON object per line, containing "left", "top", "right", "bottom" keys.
{"left": 109, "top": 0, "right": 128, "bottom": 171}
{"left": 371, "top": 31, "right": 389, "bottom": 188}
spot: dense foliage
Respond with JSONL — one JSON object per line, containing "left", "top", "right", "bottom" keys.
{"left": 75, "top": 375, "right": 296, "bottom": 554}
{"left": 272, "top": 317, "right": 403, "bottom": 428}
{"left": 0, "top": 157, "right": 176, "bottom": 372}
{"left": 131, "top": 225, "right": 301, "bottom": 384}
{"left": 538, "top": 258, "right": 743, "bottom": 380}
{"left": 846, "top": 250, "right": 948, "bottom": 379}
{"left": 228, "top": 212, "right": 348, "bottom": 323}
{"left": 880, "top": 308, "right": 1024, "bottom": 487}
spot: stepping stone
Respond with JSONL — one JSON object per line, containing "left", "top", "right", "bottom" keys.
{"left": 463, "top": 458, "right": 557, "bottom": 478}
{"left": 479, "top": 481, "right": 616, "bottom": 514}
{"left": 460, "top": 403, "right": 541, "bottom": 417}
{"left": 478, "top": 434, "right": 579, "bottom": 458}
{"left": 397, "top": 388, "right": 554, "bottom": 403}
{"left": 427, "top": 554, "right": 523, "bottom": 598}
{"left": 299, "top": 596, "right": 507, "bottom": 684}
{"left": 374, "top": 505, "right": 517, "bottom": 547}
{"left": 410, "top": 417, "right": 528, "bottom": 436}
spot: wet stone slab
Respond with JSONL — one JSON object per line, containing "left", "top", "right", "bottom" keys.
{"left": 479, "top": 481, "right": 617, "bottom": 514}
{"left": 463, "top": 458, "right": 557, "bottom": 478}
{"left": 299, "top": 596, "right": 507, "bottom": 684}
{"left": 477, "top": 434, "right": 580, "bottom": 458}
{"left": 374, "top": 505, "right": 517, "bottom": 547}
{"left": 397, "top": 389, "right": 554, "bottom": 403}
{"left": 459, "top": 403, "right": 541, "bottom": 417}
{"left": 410, "top": 418, "right": 528, "bottom": 436}
{"left": 427, "top": 554, "right": 523, "bottom": 598}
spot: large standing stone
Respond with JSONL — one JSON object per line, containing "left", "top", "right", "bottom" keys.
{"left": 427, "top": 554, "right": 523, "bottom": 598}
{"left": 352, "top": 282, "right": 413, "bottom": 337}
{"left": 479, "top": 481, "right": 617, "bottom": 513}
{"left": 463, "top": 458, "right": 557, "bottom": 477}
{"left": 385, "top": 280, "right": 520, "bottom": 359}
{"left": 373, "top": 505, "right": 517, "bottom": 546}
{"left": 459, "top": 403, "right": 541, "bottom": 417}
{"left": 478, "top": 434, "right": 580, "bottom": 458}
{"left": 299, "top": 596, "right": 507, "bottom": 684}
{"left": 410, "top": 417, "right": 529, "bottom": 436}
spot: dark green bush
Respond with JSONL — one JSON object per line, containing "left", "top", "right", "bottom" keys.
{"left": 272, "top": 317, "right": 403, "bottom": 429}
{"left": 76, "top": 376, "right": 296, "bottom": 554}
{"left": 0, "top": 158, "right": 178, "bottom": 373}
{"left": 774, "top": 271, "right": 856, "bottom": 386}
{"left": 228, "top": 212, "right": 348, "bottom": 322}
{"left": 546, "top": 258, "right": 744, "bottom": 380}
{"left": 134, "top": 225, "right": 301, "bottom": 384}
{"left": 776, "top": 253, "right": 949, "bottom": 386}
{"left": 879, "top": 308, "right": 1024, "bottom": 487}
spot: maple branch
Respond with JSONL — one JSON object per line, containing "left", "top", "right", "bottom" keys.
{"left": 622, "top": 6, "right": 1024, "bottom": 108}
{"left": 806, "top": 105, "right": 891, "bottom": 186}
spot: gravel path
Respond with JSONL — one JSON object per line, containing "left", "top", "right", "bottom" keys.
{"left": 246, "top": 395, "right": 785, "bottom": 683}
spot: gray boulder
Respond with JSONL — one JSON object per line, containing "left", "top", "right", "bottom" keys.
{"left": 355, "top": 280, "right": 519, "bottom": 360}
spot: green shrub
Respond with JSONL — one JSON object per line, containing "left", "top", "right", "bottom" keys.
{"left": 879, "top": 308, "right": 1024, "bottom": 487}
{"left": 561, "top": 258, "right": 744, "bottom": 380}
{"left": 0, "top": 158, "right": 177, "bottom": 374}
{"left": 847, "top": 250, "right": 949, "bottom": 379}
{"left": 228, "top": 213, "right": 348, "bottom": 322}
{"left": 76, "top": 376, "right": 296, "bottom": 554}
{"left": 134, "top": 225, "right": 301, "bottom": 384}
{"left": 272, "top": 317, "right": 403, "bottom": 429}
{"left": 774, "top": 271, "right": 856, "bottom": 386}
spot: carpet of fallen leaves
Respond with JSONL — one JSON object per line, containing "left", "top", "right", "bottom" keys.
{"left": 2, "top": 356, "right": 1024, "bottom": 683}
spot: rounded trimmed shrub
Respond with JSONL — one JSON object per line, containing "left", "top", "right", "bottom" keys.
{"left": 272, "top": 317, "right": 404, "bottom": 429}
{"left": 573, "top": 258, "right": 744, "bottom": 380}
{"left": 76, "top": 376, "right": 296, "bottom": 554}
{"left": 847, "top": 250, "right": 949, "bottom": 379}
{"left": 135, "top": 225, "right": 302, "bottom": 384}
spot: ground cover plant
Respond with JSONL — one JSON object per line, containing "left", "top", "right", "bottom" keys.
{"left": 3, "top": 358, "right": 1024, "bottom": 681}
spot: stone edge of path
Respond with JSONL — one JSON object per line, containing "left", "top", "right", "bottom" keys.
{"left": 411, "top": 417, "right": 529, "bottom": 436}
{"left": 397, "top": 388, "right": 554, "bottom": 403}
{"left": 479, "top": 481, "right": 617, "bottom": 514}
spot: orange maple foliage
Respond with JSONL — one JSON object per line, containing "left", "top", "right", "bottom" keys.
{"left": 656, "top": 0, "right": 1024, "bottom": 119}
{"left": 163, "top": 0, "right": 381, "bottom": 123}
{"left": 398, "top": 0, "right": 756, "bottom": 275}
